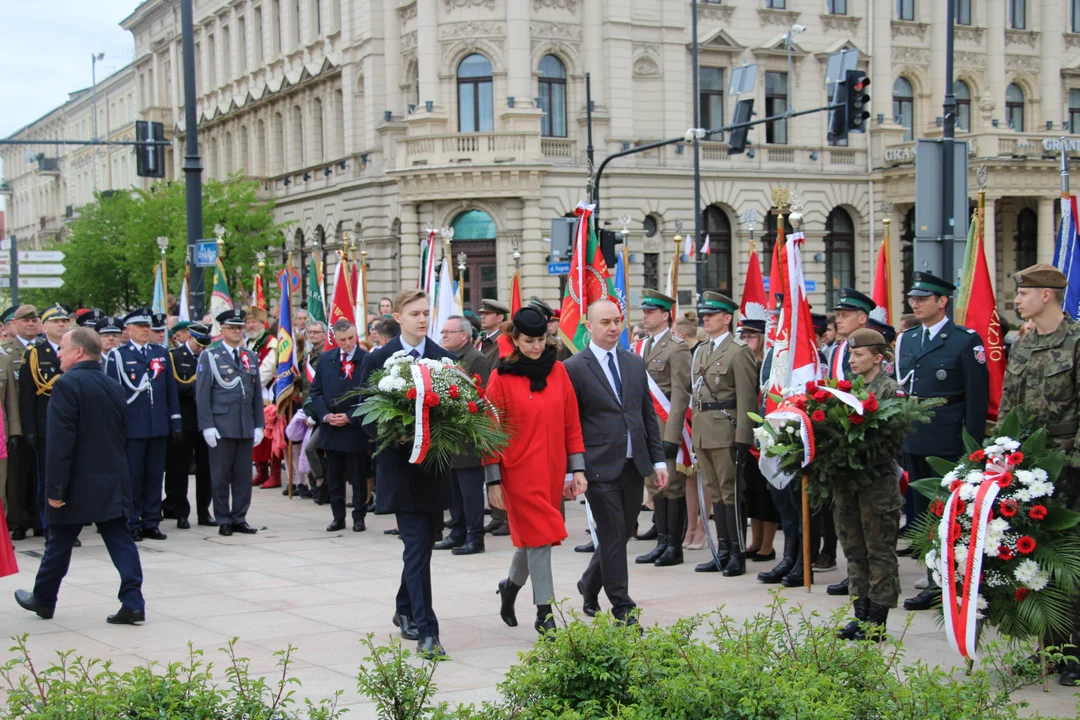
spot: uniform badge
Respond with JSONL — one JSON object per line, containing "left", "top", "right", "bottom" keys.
{"left": 883, "top": 360, "right": 895, "bottom": 375}
{"left": 149, "top": 357, "right": 164, "bottom": 380}
{"left": 936, "top": 369, "right": 948, "bottom": 380}
{"left": 241, "top": 353, "right": 252, "bottom": 371}
{"left": 973, "top": 345, "right": 987, "bottom": 365}
{"left": 130, "top": 373, "right": 137, "bottom": 381}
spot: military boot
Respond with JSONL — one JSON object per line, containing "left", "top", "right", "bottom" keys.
{"left": 758, "top": 534, "right": 798, "bottom": 584}
{"left": 655, "top": 497, "right": 686, "bottom": 567}
{"left": 838, "top": 597, "right": 869, "bottom": 640}
{"left": 853, "top": 602, "right": 889, "bottom": 641}
{"left": 636, "top": 496, "right": 668, "bottom": 564}
{"left": 722, "top": 505, "right": 745, "bottom": 577}
{"left": 695, "top": 502, "right": 729, "bottom": 572}
{"left": 780, "top": 545, "right": 813, "bottom": 587}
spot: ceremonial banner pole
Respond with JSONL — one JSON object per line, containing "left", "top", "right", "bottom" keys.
{"left": 1062, "top": 136, "right": 1071, "bottom": 199}
{"left": 360, "top": 240, "right": 369, "bottom": 334}
{"left": 157, "top": 236, "right": 169, "bottom": 311}
{"left": 285, "top": 244, "right": 296, "bottom": 499}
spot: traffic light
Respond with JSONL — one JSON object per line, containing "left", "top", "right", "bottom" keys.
{"left": 828, "top": 76, "right": 849, "bottom": 144}
{"left": 728, "top": 98, "right": 754, "bottom": 154}
{"left": 599, "top": 228, "right": 623, "bottom": 269}
{"left": 135, "top": 120, "right": 166, "bottom": 178}
{"left": 846, "top": 70, "right": 870, "bottom": 133}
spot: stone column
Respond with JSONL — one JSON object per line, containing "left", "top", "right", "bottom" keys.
{"left": 871, "top": 0, "right": 892, "bottom": 123}
{"left": 986, "top": 0, "right": 1006, "bottom": 125}
{"left": 417, "top": 0, "right": 440, "bottom": 110}
{"left": 1038, "top": 196, "right": 1056, "bottom": 264}
{"left": 1040, "top": 1, "right": 1063, "bottom": 130}
{"left": 383, "top": 0, "right": 402, "bottom": 116}
{"left": 506, "top": 0, "right": 531, "bottom": 103}
{"left": 400, "top": 202, "right": 421, "bottom": 288}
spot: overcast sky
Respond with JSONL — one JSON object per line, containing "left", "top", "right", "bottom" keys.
{"left": 1, "top": 0, "right": 140, "bottom": 211}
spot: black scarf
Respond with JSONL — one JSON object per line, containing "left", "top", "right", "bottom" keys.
{"left": 497, "top": 345, "right": 557, "bottom": 392}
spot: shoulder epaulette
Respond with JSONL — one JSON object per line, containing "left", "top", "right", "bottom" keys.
{"left": 962, "top": 327, "right": 977, "bottom": 335}
{"left": 734, "top": 338, "right": 747, "bottom": 346}
{"left": 671, "top": 336, "right": 685, "bottom": 344}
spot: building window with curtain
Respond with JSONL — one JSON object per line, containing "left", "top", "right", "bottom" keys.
{"left": 1010, "top": 0, "right": 1026, "bottom": 29}
{"left": 897, "top": 0, "right": 915, "bottom": 21}
{"left": 538, "top": 55, "right": 567, "bottom": 138}
{"left": 1070, "top": 89, "right": 1080, "bottom": 134}
{"left": 700, "top": 67, "right": 725, "bottom": 133}
{"left": 457, "top": 54, "right": 493, "bottom": 133}
{"left": 893, "top": 77, "right": 914, "bottom": 142}
{"left": 701, "top": 206, "right": 732, "bottom": 296}
{"left": 1006, "top": 83, "right": 1024, "bottom": 131}
{"left": 825, "top": 208, "right": 855, "bottom": 310}
{"left": 955, "top": 0, "right": 972, "bottom": 25}
{"left": 765, "top": 71, "right": 788, "bottom": 144}
{"left": 766, "top": 0, "right": 786, "bottom": 8}
{"left": 827, "top": 0, "right": 847, "bottom": 14}
{"left": 955, "top": 80, "right": 971, "bottom": 132}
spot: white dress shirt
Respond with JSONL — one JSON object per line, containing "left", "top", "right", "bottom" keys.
{"left": 710, "top": 331, "right": 730, "bottom": 353}
{"left": 922, "top": 316, "right": 949, "bottom": 342}
{"left": 400, "top": 336, "right": 427, "bottom": 357}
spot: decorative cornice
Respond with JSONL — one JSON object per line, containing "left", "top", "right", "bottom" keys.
{"left": 530, "top": 20, "right": 582, "bottom": 42}
{"left": 444, "top": 0, "right": 495, "bottom": 11}
{"left": 954, "top": 51, "right": 984, "bottom": 68}
{"left": 533, "top": 0, "right": 578, "bottom": 11}
{"left": 953, "top": 26, "right": 984, "bottom": 44}
{"left": 1006, "top": 54, "right": 1039, "bottom": 72}
{"left": 1005, "top": 29, "right": 1039, "bottom": 49}
{"left": 698, "top": 3, "right": 735, "bottom": 23}
{"left": 758, "top": 8, "right": 800, "bottom": 28}
{"left": 820, "top": 14, "right": 861, "bottom": 34}
{"left": 892, "top": 21, "right": 929, "bottom": 41}
{"left": 892, "top": 46, "right": 929, "bottom": 65}
{"left": 440, "top": 21, "right": 504, "bottom": 40}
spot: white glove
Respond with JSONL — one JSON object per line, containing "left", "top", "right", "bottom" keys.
{"left": 253, "top": 428, "right": 265, "bottom": 446}
{"left": 202, "top": 428, "right": 220, "bottom": 448}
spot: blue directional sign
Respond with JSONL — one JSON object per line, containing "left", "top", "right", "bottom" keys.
{"left": 762, "top": 278, "right": 817, "bottom": 293}
{"left": 547, "top": 262, "right": 571, "bottom": 275}
{"left": 195, "top": 240, "right": 220, "bottom": 268}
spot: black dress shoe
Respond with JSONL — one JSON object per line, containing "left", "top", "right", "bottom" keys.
{"left": 353, "top": 519, "right": 366, "bottom": 532}
{"left": 634, "top": 524, "right": 658, "bottom": 541}
{"left": 903, "top": 587, "right": 940, "bottom": 611}
{"left": 576, "top": 579, "right": 600, "bottom": 617}
{"left": 10, "top": 528, "right": 26, "bottom": 541}
{"left": 176, "top": 518, "right": 191, "bottom": 530}
{"left": 433, "top": 537, "right": 465, "bottom": 550}
{"left": 490, "top": 522, "right": 510, "bottom": 536}
{"left": 106, "top": 606, "right": 145, "bottom": 625}
{"left": 142, "top": 528, "right": 167, "bottom": 541}
{"left": 14, "top": 590, "right": 54, "bottom": 619}
{"left": 299, "top": 486, "right": 314, "bottom": 499}
{"left": 326, "top": 520, "right": 346, "bottom": 532}
{"left": 72, "top": 538, "right": 82, "bottom": 548}
{"left": 827, "top": 577, "right": 850, "bottom": 596}
{"left": 1060, "top": 668, "right": 1080, "bottom": 687}
{"left": 392, "top": 613, "right": 420, "bottom": 640}
{"left": 218, "top": 524, "right": 233, "bottom": 536}
{"left": 132, "top": 530, "right": 143, "bottom": 542}
{"left": 896, "top": 546, "right": 915, "bottom": 557}
{"left": 451, "top": 541, "right": 485, "bottom": 555}
{"left": 384, "top": 528, "right": 400, "bottom": 535}
{"left": 748, "top": 550, "right": 776, "bottom": 562}
{"left": 197, "top": 516, "right": 218, "bottom": 527}
{"left": 232, "top": 522, "right": 258, "bottom": 534}
{"left": 695, "top": 558, "right": 722, "bottom": 573}
{"left": 417, "top": 635, "right": 447, "bottom": 660}
{"left": 574, "top": 541, "right": 595, "bottom": 553}
{"left": 483, "top": 518, "right": 501, "bottom": 533}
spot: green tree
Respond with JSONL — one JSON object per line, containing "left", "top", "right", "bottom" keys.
{"left": 19, "top": 174, "right": 285, "bottom": 314}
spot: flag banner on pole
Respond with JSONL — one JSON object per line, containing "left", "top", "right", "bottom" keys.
{"left": 702, "top": 233, "right": 711, "bottom": 256}
{"left": 871, "top": 236, "right": 893, "bottom": 326}
{"left": 307, "top": 255, "right": 326, "bottom": 326}
{"left": 739, "top": 248, "right": 767, "bottom": 328}
{"left": 1055, "top": 195, "right": 1080, "bottom": 319}
{"left": 764, "top": 230, "right": 821, "bottom": 413}
{"left": 254, "top": 273, "right": 267, "bottom": 311}
{"left": 955, "top": 217, "right": 979, "bottom": 322}
{"left": 151, "top": 265, "right": 166, "bottom": 315}
{"left": 510, "top": 270, "right": 522, "bottom": 316}
{"left": 764, "top": 225, "right": 787, "bottom": 356}
{"left": 178, "top": 275, "right": 191, "bottom": 322}
{"left": 559, "top": 203, "right": 613, "bottom": 354}
{"left": 326, "top": 254, "right": 355, "bottom": 349}
{"left": 234, "top": 272, "right": 249, "bottom": 310}
{"left": 681, "top": 233, "right": 694, "bottom": 258}
{"left": 351, "top": 261, "right": 367, "bottom": 339}
{"left": 614, "top": 251, "right": 630, "bottom": 349}
{"left": 419, "top": 230, "right": 437, "bottom": 293}
{"left": 956, "top": 213, "right": 1006, "bottom": 421}
{"left": 429, "top": 256, "right": 456, "bottom": 342}
{"left": 275, "top": 267, "right": 300, "bottom": 409}
{"left": 209, "top": 259, "right": 234, "bottom": 337}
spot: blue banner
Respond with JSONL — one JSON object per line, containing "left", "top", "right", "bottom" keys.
{"left": 1055, "top": 196, "right": 1080, "bottom": 319}
{"left": 614, "top": 252, "right": 630, "bottom": 350}
{"left": 274, "top": 267, "right": 300, "bottom": 407}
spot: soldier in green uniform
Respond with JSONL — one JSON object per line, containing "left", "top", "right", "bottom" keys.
{"left": 632, "top": 290, "right": 693, "bottom": 568}
{"left": 835, "top": 328, "right": 904, "bottom": 641}
{"left": 1000, "top": 263, "right": 1080, "bottom": 686}
{"left": 689, "top": 292, "right": 758, "bottom": 577}
{"left": 4, "top": 305, "right": 39, "bottom": 540}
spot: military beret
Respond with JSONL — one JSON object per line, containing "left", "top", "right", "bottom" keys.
{"left": 698, "top": 291, "right": 737, "bottom": 315}
{"left": 12, "top": 305, "right": 37, "bottom": 321}
{"left": 1014, "top": 263, "right": 1067, "bottom": 289}
{"left": 512, "top": 307, "right": 548, "bottom": 338}
{"left": 907, "top": 271, "right": 956, "bottom": 298}
{"left": 641, "top": 289, "right": 676, "bottom": 312}
{"left": 217, "top": 308, "right": 246, "bottom": 326}
{"left": 526, "top": 296, "right": 554, "bottom": 319}
{"left": 833, "top": 288, "right": 876, "bottom": 314}
{"left": 40, "top": 304, "right": 70, "bottom": 322}
{"left": 169, "top": 320, "right": 192, "bottom": 336}
{"left": 123, "top": 307, "right": 153, "bottom": 326}
{"left": 76, "top": 308, "right": 105, "bottom": 327}
{"left": 95, "top": 316, "right": 123, "bottom": 335}
{"left": 479, "top": 298, "right": 510, "bottom": 316}
{"left": 847, "top": 328, "right": 887, "bottom": 349}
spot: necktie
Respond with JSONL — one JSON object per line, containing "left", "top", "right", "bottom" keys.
{"left": 644, "top": 337, "right": 653, "bottom": 357}
{"left": 142, "top": 346, "right": 148, "bottom": 358}
{"left": 923, "top": 328, "right": 931, "bottom": 347}
{"left": 607, "top": 351, "right": 623, "bottom": 403}
{"left": 233, "top": 348, "right": 240, "bottom": 365}
{"left": 409, "top": 349, "right": 420, "bottom": 359}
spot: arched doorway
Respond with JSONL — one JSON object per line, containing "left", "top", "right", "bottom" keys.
{"left": 451, "top": 209, "right": 498, "bottom": 312}
{"left": 701, "top": 205, "right": 733, "bottom": 296}
{"left": 825, "top": 208, "right": 855, "bottom": 310}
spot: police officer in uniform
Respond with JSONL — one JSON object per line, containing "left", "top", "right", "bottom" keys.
{"left": 150, "top": 313, "right": 168, "bottom": 347}
{"left": 689, "top": 292, "right": 758, "bottom": 577}
{"left": 196, "top": 309, "right": 264, "bottom": 537}
{"left": 896, "top": 271, "right": 989, "bottom": 611}
{"left": 163, "top": 322, "right": 215, "bottom": 529}
{"left": 104, "top": 308, "right": 182, "bottom": 541}
{"left": 95, "top": 317, "right": 124, "bottom": 362}
{"left": 1000, "top": 263, "right": 1080, "bottom": 685}
{"left": 633, "top": 290, "right": 692, "bottom": 568}
{"left": 5, "top": 305, "right": 40, "bottom": 540}
{"left": 76, "top": 309, "right": 105, "bottom": 331}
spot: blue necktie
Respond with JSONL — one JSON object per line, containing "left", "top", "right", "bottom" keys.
{"left": 409, "top": 349, "right": 420, "bottom": 359}
{"left": 607, "top": 351, "right": 622, "bottom": 403}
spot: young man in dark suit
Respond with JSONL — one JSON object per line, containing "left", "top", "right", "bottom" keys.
{"left": 564, "top": 299, "right": 667, "bottom": 624}
{"left": 311, "top": 319, "right": 369, "bottom": 532}
{"left": 358, "top": 289, "right": 456, "bottom": 659}
{"left": 14, "top": 327, "right": 145, "bottom": 625}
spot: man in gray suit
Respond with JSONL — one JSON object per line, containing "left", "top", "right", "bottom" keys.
{"left": 564, "top": 299, "right": 667, "bottom": 624}
{"left": 196, "top": 308, "right": 264, "bottom": 537}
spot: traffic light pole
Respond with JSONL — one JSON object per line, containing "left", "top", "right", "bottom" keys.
{"left": 180, "top": 0, "right": 206, "bottom": 318}
{"left": 691, "top": 0, "right": 703, "bottom": 296}
{"left": 942, "top": 0, "right": 957, "bottom": 289}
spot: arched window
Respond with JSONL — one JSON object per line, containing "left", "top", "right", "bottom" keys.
{"left": 955, "top": 80, "right": 971, "bottom": 133}
{"left": 1015, "top": 208, "right": 1037, "bottom": 271}
{"left": 457, "top": 54, "right": 493, "bottom": 133}
{"left": 1006, "top": 83, "right": 1025, "bottom": 132}
{"left": 762, "top": 213, "right": 794, "bottom": 279}
{"left": 451, "top": 209, "right": 497, "bottom": 240}
{"left": 825, "top": 208, "right": 856, "bottom": 310}
{"left": 538, "top": 54, "right": 567, "bottom": 138}
{"left": 893, "top": 77, "right": 914, "bottom": 142}
{"left": 701, "top": 206, "right": 732, "bottom": 296}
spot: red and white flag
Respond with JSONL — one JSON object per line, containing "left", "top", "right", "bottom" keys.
{"left": 325, "top": 255, "right": 355, "bottom": 350}
{"left": 681, "top": 233, "right": 695, "bottom": 258}
{"left": 764, "top": 230, "right": 822, "bottom": 413}
{"left": 701, "top": 233, "right": 711, "bottom": 256}
{"left": 739, "top": 248, "right": 767, "bottom": 326}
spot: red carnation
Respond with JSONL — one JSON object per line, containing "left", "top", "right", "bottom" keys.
{"left": 969, "top": 449, "right": 986, "bottom": 462}
{"left": 1007, "top": 451, "right": 1024, "bottom": 466}
{"left": 996, "top": 472, "right": 1013, "bottom": 489}
{"left": 949, "top": 480, "right": 963, "bottom": 492}
{"left": 467, "top": 401, "right": 479, "bottom": 414}
{"left": 806, "top": 381, "right": 819, "bottom": 393}
{"left": 1016, "top": 536, "right": 1036, "bottom": 555}
{"left": 999, "top": 499, "right": 1018, "bottom": 518}
{"left": 837, "top": 379, "right": 852, "bottom": 391}
{"left": 998, "top": 545, "right": 1015, "bottom": 561}
{"left": 811, "top": 409, "right": 826, "bottom": 423}
{"left": 1016, "top": 587, "right": 1031, "bottom": 602}
{"left": 472, "top": 374, "right": 482, "bottom": 385}
{"left": 476, "top": 386, "right": 485, "bottom": 398}
{"left": 813, "top": 390, "right": 830, "bottom": 403}
{"left": 1029, "top": 505, "right": 1048, "bottom": 521}
{"left": 425, "top": 392, "right": 441, "bottom": 407}
{"left": 951, "top": 522, "right": 963, "bottom": 540}
{"left": 448, "top": 385, "right": 460, "bottom": 399}
{"left": 406, "top": 388, "right": 417, "bottom": 400}
{"left": 954, "top": 499, "right": 967, "bottom": 515}
{"left": 930, "top": 499, "right": 946, "bottom": 517}
{"left": 863, "top": 397, "right": 879, "bottom": 412}
{"left": 849, "top": 413, "right": 865, "bottom": 425}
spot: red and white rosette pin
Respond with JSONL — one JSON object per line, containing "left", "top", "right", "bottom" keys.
{"left": 408, "top": 362, "right": 435, "bottom": 465}
{"left": 149, "top": 357, "right": 164, "bottom": 380}
{"left": 241, "top": 353, "right": 252, "bottom": 371}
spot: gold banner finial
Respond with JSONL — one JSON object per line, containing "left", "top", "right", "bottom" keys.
{"left": 771, "top": 186, "right": 790, "bottom": 210}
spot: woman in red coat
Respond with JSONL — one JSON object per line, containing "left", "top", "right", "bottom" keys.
{"left": 485, "top": 307, "right": 586, "bottom": 635}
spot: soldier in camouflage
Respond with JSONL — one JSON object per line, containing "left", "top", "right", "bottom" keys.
{"left": 834, "top": 328, "right": 905, "bottom": 642}
{"left": 1000, "top": 263, "right": 1080, "bottom": 686}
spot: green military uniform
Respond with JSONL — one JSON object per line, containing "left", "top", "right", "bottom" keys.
{"left": 690, "top": 292, "right": 758, "bottom": 577}
{"left": 0, "top": 346, "right": 21, "bottom": 509}
{"left": 834, "top": 329, "right": 905, "bottom": 642}
{"left": 2, "top": 304, "right": 37, "bottom": 535}
{"left": 998, "top": 264, "right": 1080, "bottom": 681}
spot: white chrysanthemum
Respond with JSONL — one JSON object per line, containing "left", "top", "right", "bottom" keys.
{"left": 1015, "top": 559, "right": 1049, "bottom": 591}
{"left": 1032, "top": 468, "right": 1049, "bottom": 482}
{"left": 942, "top": 470, "right": 959, "bottom": 488}
{"left": 440, "top": 357, "right": 455, "bottom": 366}
{"left": 984, "top": 518, "right": 1010, "bottom": 548}
{"left": 985, "top": 543, "right": 1000, "bottom": 558}
{"left": 390, "top": 377, "right": 407, "bottom": 391}
{"left": 1028, "top": 480, "right": 1054, "bottom": 499}
{"left": 965, "top": 470, "right": 985, "bottom": 485}
{"left": 377, "top": 376, "right": 395, "bottom": 392}
{"left": 932, "top": 569, "right": 943, "bottom": 586}
{"left": 925, "top": 549, "right": 939, "bottom": 570}
{"left": 1013, "top": 487, "right": 1034, "bottom": 503}
{"left": 959, "top": 483, "right": 979, "bottom": 502}
{"left": 954, "top": 544, "right": 969, "bottom": 574}
{"left": 418, "top": 358, "right": 441, "bottom": 369}
{"left": 1015, "top": 469, "right": 1035, "bottom": 485}
{"left": 994, "top": 437, "right": 1021, "bottom": 452}
{"left": 984, "top": 444, "right": 1004, "bottom": 456}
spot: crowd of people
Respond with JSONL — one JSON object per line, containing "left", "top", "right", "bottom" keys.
{"left": 2, "top": 261, "right": 1079, "bottom": 682}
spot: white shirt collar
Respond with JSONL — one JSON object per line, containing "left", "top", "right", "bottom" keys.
{"left": 129, "top": 340, "right": 146, "bottom": 352}
{"left": 400, "top": 336, "right": 426, "bottom": 357}
{"left": 650, "top": 327, "right": 669, "bottom": 344}
{"left": 341, "top": 347, "right": 355, "bottom": 362}
{"left": 17, "top": 336, "right": 31, "bottom": 348}
{"left": 923, "top": 316, "right": 949, "bottom": 340}
{"left": 588, "top": 341, "right": 618, "bottom": 362}
{"left": 711, "top": 332, "right": 730, "bottom": 352}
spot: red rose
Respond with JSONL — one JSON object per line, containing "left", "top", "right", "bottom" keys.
{"left": 849, "top": 413, "right": 865, "bottom": 425}
{"left": 467, "top": 401, "right": 479, "bottom": 414}
{"left": 955, "top": 499, "right": 967, "bottom": 515}
{"left": 1029, "top": 505, "right": 1048, "bottom": 521}
{"left": 930, "top": 499, "right": 946, "bottom": 517}
{"left": 1016, "top": 587, "right": 1031, "bottom": 602}
{"left": 949, "top": 480, "right": 963, "bottom": 493}
{"left": 863, "top": 397, "right": 879, "bottom": 412}
{"left": 793, "top": 397, "right": 808, "bottom": 411}
{"left": 806, "top": 381, "right": 818, "bottom": 393}
{"left": 811, "top": 409, "right": 826, "bottom": 423}
{"left": 425, "top": 392, "right": 441, "bottom": 407}
{"left": 999, "top": 499, "right": 1018, "bottom": 518}
{"left": 950, "top": 522, "right": 963, "bottom": 540}
{"left": 1016, "top": 536, "right": 1036, "bottom": 555}
{"left": 448, "top": 385, "right": 460, "bottom": 399}
{"left": 969, "top": 449, "right": 986, "bottom": 462}
{"left": 472, "top": 374, "right": 482, "bottom": 385}
{"left": 837, "top": 379, "right": 852, "bottom": 391}
{"left": 997, "top": 472, "right": 1013, "bottom": 489}
{"left": 1007, "top": 452, "right": 1024, "bottom": 466}
{"left": 406, "top": 388, "right": 417, "bottom": 400}
{"left": 998, "top": 545, "right": 1015, "bottom": 561}
{"left": 813, "top": 390, "right": 830, "bottom": 403}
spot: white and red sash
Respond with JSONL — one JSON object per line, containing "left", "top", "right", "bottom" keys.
{"left": 830, "top": 341, "right": 847, "bottom": 380}
{"left": 305, "top": 355, "right": 316, "bottom": 383}
{"left": 635, "top": 338, "right": 694, "bottom": 468}
{"left": 408, "top": 362, "right": 435, "bottom": 465}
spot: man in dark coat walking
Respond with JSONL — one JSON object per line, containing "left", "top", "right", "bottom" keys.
{"left": 14, "top": 327, "right": 145, "bottom": 625}
{"left": 358, "top": 289, "right": 456, "bottom": 659}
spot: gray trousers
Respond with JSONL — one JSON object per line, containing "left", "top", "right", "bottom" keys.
{"left": 210, "top": 437, "right": 255, "bottom": 525}
{"left": 305, "top": 426, "right": 324, "bottom": 481}
{"left": 508, "top": 545, "right": 555, "bottom": 605}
